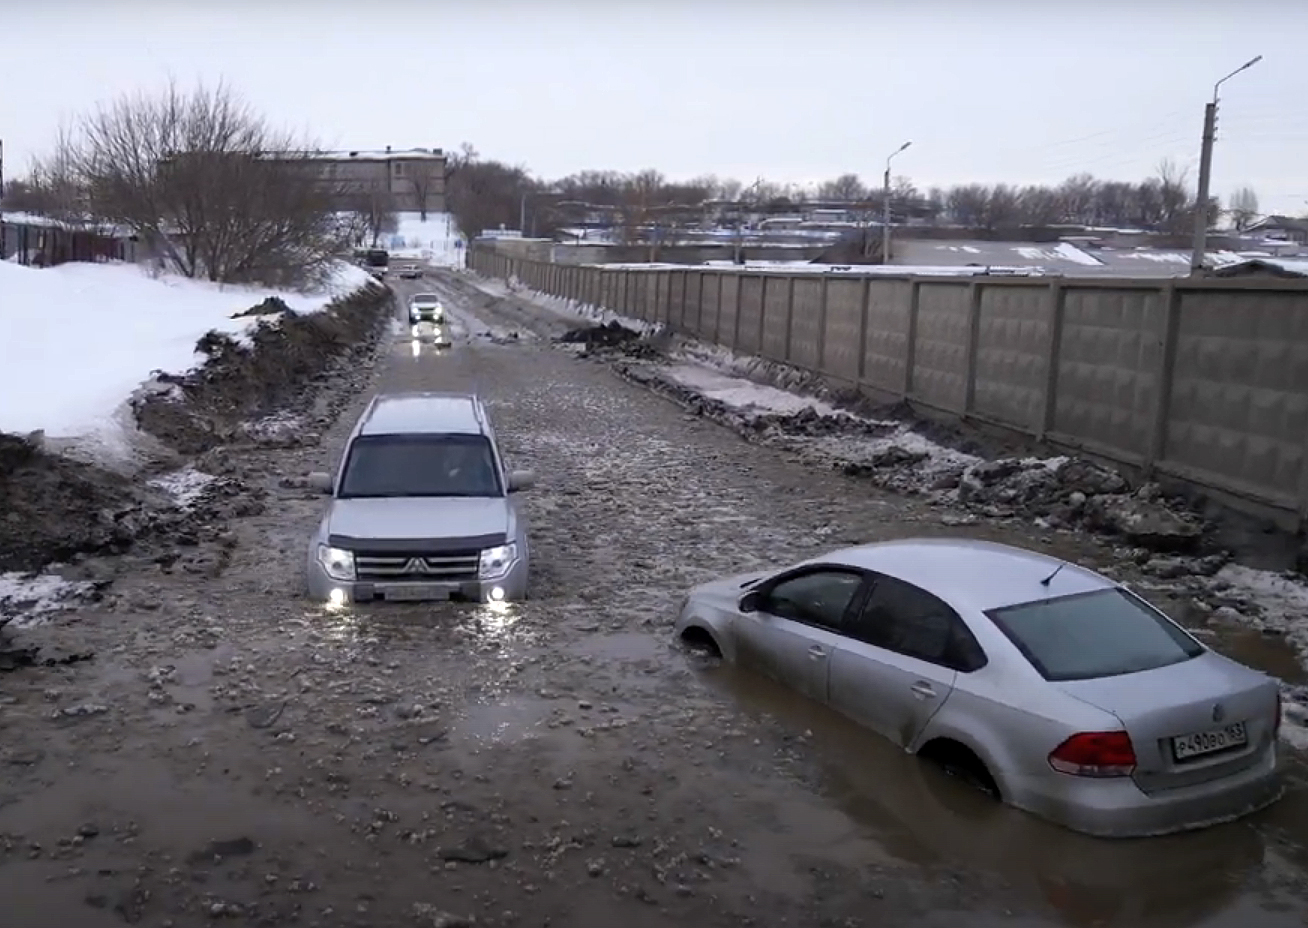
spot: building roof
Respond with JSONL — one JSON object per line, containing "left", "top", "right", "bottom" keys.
{"left": 892, "top": 239, "right": 1243, "bottom": 277}
{"left": 1210, "top": 257, "right": 1308, "bottom": 279}
{"left": 1247, "top": 215, "right": 1308, "bottom": 233}
{"left": 259, "top": 148, "right": 444, "bottom": 162}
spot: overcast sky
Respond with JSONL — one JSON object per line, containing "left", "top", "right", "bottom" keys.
{"left": 4, "top": 0, "right": 1305, "bottom": 214}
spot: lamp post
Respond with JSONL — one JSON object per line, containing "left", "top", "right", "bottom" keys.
{"left": 1190, "top": 55, "right": 1262, "bottom": 276}
{"left": 882, "top": 141, "right": 911, "bottom": 264}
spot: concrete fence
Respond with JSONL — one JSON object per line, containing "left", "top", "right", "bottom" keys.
{"left": 469, "top": 244, "right": 1308, "bottom": 528}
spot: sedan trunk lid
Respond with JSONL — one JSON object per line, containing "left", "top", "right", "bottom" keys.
{"left": 1057, "top": 652, "right": 1279, "bottom": 793}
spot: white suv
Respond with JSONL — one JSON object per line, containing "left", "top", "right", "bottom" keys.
{"left": 305, "top": 392, "right": 534, "bottom": 606}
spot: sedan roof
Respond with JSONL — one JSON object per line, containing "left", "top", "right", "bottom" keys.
{"left": 819, "top": 537, "right": 1111, "bottom": 612}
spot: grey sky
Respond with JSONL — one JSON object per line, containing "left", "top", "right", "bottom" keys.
{"left": 4, "top": 0, "right": 1305, "bottom": 214}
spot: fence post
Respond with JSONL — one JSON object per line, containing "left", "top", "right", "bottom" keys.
{"left": 784, "top": 276, "right": 797, "bottom": 362}
{"left": 903, "top": 279, "right": 922, "bottom": 399}
{"left": 962, "top": 282, "right": 984, "bottom": 416}
{"left": 1144, "top": 282, "right": 1183, "bottom": 477}
{"left": 732, "top": 273, "right": 745, "bottom": 350}
{"left": 1036, "top": 280, "right": 1067, "bottom": 439}
{"left": 697, "top": 272, "right": 707, "bottom": 336}
{"left": 758, "top": 275, "right": 769, "bottom": 353}
{"left": 854, "top": 276, "right": 870, "bottom": 384}
{"left": 715, "top": 273, "right": 726, "bottom": 344}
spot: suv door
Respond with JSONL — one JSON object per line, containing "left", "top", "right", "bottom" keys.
{"left": 736, "top": 567, "right": 868, "bottom": 705}
{"left": 829, "top": 574, "right": 984, "bottom": 748}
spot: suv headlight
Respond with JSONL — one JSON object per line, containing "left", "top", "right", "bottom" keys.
{"left": 317, "top": 544, "right": 356, "bottom": 581}
{"left": 479, "top": 543, "right": 517, "bottom": 580}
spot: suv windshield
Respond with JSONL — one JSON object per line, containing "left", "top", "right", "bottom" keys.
{"left": 338, "top": 434, "right": 502, "bottom": 499}
{"left": 986, "top": 588, "right": 1204, "bottom": 682}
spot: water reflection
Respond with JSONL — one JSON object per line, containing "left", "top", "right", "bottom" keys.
{"left": 696, "top": 663, "right": 1308, "bottom": 928}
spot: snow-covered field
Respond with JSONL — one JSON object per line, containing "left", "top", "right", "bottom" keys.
{"left": 386, "top": 211, "right": 463, "bottom": 267}
{"left": 0, "top": 259, "right": 376, "bottom": 457}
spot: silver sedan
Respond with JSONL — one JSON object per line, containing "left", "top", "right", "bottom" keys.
{"left": 674, "top": 537, "right": 1284, "bottom": 838}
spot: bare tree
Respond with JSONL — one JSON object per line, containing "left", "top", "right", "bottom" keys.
{"left": 406, "top": 156, "right": 442, "bottom": 221}
{"left": 1229, "top": 185, "right": 1260, "bottom": 231}
{"left": 346, "top": 182, "right": 398, "bottom": 247}
{"left": 816, "top": 173, "right": 867, "bottom": 201}
{"left": 45, "top": 79, "right": 343, "bottom": 287}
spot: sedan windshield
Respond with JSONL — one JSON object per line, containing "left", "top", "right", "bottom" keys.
{"left": 986, "top": 588, "right": 1204, "bottom": 681}
{"left": 338, "top": 434, "right": 502, "bottom": 499}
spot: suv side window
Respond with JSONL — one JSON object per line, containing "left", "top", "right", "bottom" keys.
{"left": 848, "top": 575, "right": 986, "bottom": 671}
{"left": 761, "top": 569, "right": 865, "bottom": 632}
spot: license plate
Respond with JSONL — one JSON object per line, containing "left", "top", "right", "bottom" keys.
{"left": 383, "top": 585, "right": 446, "bottom": 602}
{"left": 1172, "top": 722, "right": 1248, "bottom": 761}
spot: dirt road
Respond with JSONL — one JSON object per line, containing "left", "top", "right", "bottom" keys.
{"left": 2, "top": 269, "right": 1307, "bottom": 928}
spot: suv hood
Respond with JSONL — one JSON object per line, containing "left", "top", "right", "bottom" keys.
{"left": 328, "top": 497, "right": 509, "bottom": 552}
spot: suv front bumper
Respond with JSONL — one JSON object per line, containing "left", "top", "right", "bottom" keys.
{"left": 308, "top": 559, "right": 528, "bottom": 606}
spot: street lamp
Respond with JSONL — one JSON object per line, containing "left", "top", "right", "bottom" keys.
{"left": 882, "top": 141, "right": 912, "bottom": 264}
{"left": 1190, "top": 55, "right": 1262, "bottom": 276}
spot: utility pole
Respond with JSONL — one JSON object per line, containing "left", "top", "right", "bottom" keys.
{"left": 882, "top": 141, "right": 911, "bottom": 265}
{"left": 1190, "top": 55, "right": 1262, "bottom": 277}
{"left": 519, "top": 192, "right": 527, "bottom": 236}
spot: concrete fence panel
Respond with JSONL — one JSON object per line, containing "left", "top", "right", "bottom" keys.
{"left": 789, "top": 277, "right": 824, "bottom": 371}
{"left": 911, "top": 281, "right": 972, "bottom": 412}
{"left": 761, "top": 274, "right": 792, "bottom": 361}
{"left": 1164, "top": 287, "right": 1308, "bottom": 508}
{"left": 718, "top": 273, "right": 740, "bottom": 347}
{"left": 864, "top": 279, "right": 912, "bottom": 395}
{"left": 1052, "top": 285, "right": 1161, "bottom": 462}
{"left": 973, "top": 282, "right": 1053, "bottom": 430}
{"left": 737, "top": 276, "right": 765, "bottom": 355}
{"left": 823, "top": 277, "right": 864, "bottom": 383}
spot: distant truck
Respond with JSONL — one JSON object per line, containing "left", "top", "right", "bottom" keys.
{"left": 358, "top": 248, "right": 390, "bottom": 280}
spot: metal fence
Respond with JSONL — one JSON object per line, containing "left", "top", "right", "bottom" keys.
{"left": 0, "top": 218, "right": 136, "bottom": 266}
{"left": 470, "top": 244, "right": 1308, "bottom": 529}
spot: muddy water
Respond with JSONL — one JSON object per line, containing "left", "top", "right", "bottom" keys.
{"left": 2, "top": 271, "right": 1307, "bottom": 927}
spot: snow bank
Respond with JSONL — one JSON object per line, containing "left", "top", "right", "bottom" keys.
{"left": 0, "top": 259, "right": 374, "bottom": 450}
{"left": 387, "top": 212, "right": 463, "bottom": 267}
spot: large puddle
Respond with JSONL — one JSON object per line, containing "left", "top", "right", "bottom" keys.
{"left": 694, "top": 663, "right": 1308, "bottom": 928}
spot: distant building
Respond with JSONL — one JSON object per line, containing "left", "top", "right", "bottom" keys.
{"left": 1245, "top": 215, "right": 1308, "bottom": 245}
{"left": 158, "top": 146, "right": 448, "bottom": 215}
{"left": 259, "top": 147, "right": 447, "bottom": 214}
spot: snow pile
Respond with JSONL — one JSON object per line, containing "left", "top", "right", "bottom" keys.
{"left": 0, "top": 572, "right": 96, "bottom": 630}
{"left": 388, "top": 212, "right": 463, "bottom": 266}
{"left": 0, "top": 259, "right": 374, "bottom": 455}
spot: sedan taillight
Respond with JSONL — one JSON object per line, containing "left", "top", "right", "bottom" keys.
{"left": 1048, "top": 731, "right": 1137, "bottom": 778}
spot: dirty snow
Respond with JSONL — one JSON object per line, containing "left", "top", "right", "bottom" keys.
{"left": 146, "top": 465, "right": 217, "bottom": 510}
{"left": 0, "top": 571, "right": 95, "bottom": 629}
{"left": 662, "top": 363, "right": 840, "bottom": 417}
{"left": 1014, "top": 243, "right": 1103, "bottom": 266}
{"left": 0, "top": 259, "right": 375, "bottom": 449}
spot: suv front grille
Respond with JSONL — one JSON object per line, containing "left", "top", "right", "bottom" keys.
{"left": 355, "top": 550, "right": 480, "bottom": 583}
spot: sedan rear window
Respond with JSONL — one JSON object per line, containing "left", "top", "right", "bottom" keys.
{"left": 986, "top": 589, "right": 1204, "bottom": 682}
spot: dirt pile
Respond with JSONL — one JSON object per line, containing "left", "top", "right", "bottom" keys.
{"left": 609, "top": 356, "right": 1212, "bottom": 556}
{"left": 134, "top": 283, "right": 392, "bottom": 455}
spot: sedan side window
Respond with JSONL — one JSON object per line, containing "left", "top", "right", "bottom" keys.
{"left": 850, "top": 576, "right": 983, "bottom": 669}
{"left": 761, "top": 570, "right": 864, "bottom": 631}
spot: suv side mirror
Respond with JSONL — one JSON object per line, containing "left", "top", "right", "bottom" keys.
{"left": 307, "top": 471, "right": 334, "bottom": 494}
{"left": 739, "top": 590, "right": 761, "bottom": 613}
{"left": 507, "top": 469, "right": 536, "bottom": 493}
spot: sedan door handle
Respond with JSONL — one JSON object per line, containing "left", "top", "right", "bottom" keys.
{"left": 910, "top": 681, "right": 936, "bottom": 699}
{"left": 807, "top": 645, "right": 827, "bottom": 660}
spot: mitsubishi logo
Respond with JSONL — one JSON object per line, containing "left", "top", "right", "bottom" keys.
{"left": 1212, "top": 703, "right": 1226, "bottom": 723}
{"left": 404, "top": 558, "right": 430, "bottom": 574}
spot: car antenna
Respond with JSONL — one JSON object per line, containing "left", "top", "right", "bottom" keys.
{"left": 1039, "top": 561, "right": 1066, "bottom": 587}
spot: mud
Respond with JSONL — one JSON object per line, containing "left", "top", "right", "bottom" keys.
{"left": 134, "top": 283, "right": 393, "bottom": 456}
{"left": 2, "top": 268, "right": 1307, "bottom": 928}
